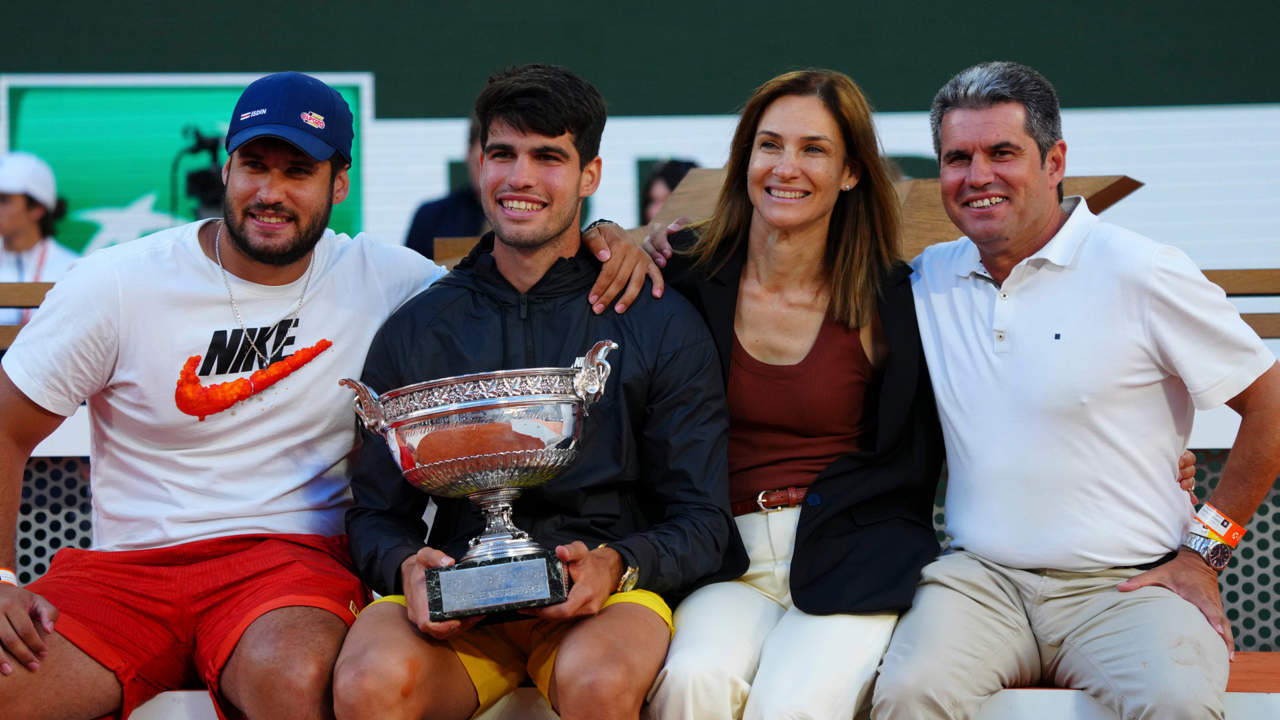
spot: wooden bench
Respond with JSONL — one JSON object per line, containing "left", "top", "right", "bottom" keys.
{"left": 0, "top": 281, "right": 53, "bottom": 349}
{"left": 9, "top": 229, "right": 1280, "bottom": 717}
{"left": 133, "top": 652, "right": 1280, "bottom": 720}
{"left": 1204, "top": 269, "right": 1280, "bottom": 338}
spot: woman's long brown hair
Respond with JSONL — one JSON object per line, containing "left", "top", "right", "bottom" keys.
{"left": 688, "top": 69, "right": 903, "bottom": 328}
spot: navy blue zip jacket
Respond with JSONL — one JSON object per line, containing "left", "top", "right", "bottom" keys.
{"left": 346, "top": 233, "right": 744, "bottom": 599}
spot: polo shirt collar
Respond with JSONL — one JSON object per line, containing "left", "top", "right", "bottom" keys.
{"left": 953, "top": 195, "right": 1095, "bottom": 279}
{"left": 1034, "top": 196, "right": 1093, "bottom": 269}
{"left": 955, "top": 241, "right": 986, "bottom": 278}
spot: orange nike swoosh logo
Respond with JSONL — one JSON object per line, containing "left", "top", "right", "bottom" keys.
{"left": 175, "top": 338, "right": 333, "bottom": 420}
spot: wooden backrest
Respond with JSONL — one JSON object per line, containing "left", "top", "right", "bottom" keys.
{"left": 433, "top": 237, "right": 482, "bottom": 269}
{"left": 646, "top": 171, "right": 1280, "bottom": 340}
{"left": 1203, "top": 270, "right": 1280, "bottom": 339}
{"left": 0, "top": 282, "right": 54, "bottom": 349}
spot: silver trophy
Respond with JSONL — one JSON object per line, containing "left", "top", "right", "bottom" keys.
{"left": 340, "top": 340, "right": 618, "bottom": 621}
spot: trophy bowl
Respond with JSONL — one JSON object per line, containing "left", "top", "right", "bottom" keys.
{"left": 340, "top": 340, "right": 618, "bottom": 620}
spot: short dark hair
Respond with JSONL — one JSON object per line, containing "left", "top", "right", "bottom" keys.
{"left": 930, "top": 61, "right": 1062, "bottom": 163}
{"left": 328, "top": 156, "right": 349, "bottom": 183}
{"left": 26, "top": 195, "right": 66, "bottom": 238}
{"left": 474, "top": 64, "right": 606, "bottom": 169}
{"left": 931, "top": 61, "right": 1064, "bottom": 200}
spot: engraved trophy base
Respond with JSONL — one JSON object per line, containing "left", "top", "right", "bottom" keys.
{"left": 426, "top": 552, "right": 569, "bottom": 622}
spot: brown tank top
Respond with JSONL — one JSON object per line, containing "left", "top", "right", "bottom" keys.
{"left": 727, "top": 316, "right": 879, "bottom": 507}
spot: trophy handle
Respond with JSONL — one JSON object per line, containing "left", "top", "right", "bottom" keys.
{"left": 338, "top": 378, "right": 387, "bottom": 433}
{"left": 572, "top": 340, "right": 619, "bottom": 411}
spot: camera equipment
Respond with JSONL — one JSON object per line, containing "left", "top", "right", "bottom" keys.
{"left": 170, "top": 126, "right": 223, "bottom": 221}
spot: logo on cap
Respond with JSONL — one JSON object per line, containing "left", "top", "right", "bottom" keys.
{"left": 300, "top": 112, "right": 326, "bottom": 129}
{"left": 239, "top": 108, "right": 268, "bottom": 121}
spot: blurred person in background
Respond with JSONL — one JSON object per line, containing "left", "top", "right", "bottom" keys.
{"left": 639, "top": 159, "right": 698, "bottom": 226}
{"left": 0, "top": 152, "right": 79, "bottom": 325}
{"left": 404, "top": 115, "right": 488, "bottom": 260}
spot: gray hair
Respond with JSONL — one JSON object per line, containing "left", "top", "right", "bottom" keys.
{"left": 930, "top": 61, "right": 1062, "bottom": 162}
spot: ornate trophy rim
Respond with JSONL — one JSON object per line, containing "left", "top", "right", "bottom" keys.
{"left": 342, "top": 340, "right": 618, "bottom": 437}
{"left": 378, "top": 365, "right": 577, "bottom": 403}
{"left": 383, "top": 393, "right": 580, "bottom": 432}
{"left": 338, "top": 340, "right": 619, "bottom": 620}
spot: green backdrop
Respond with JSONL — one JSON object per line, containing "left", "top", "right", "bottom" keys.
{"left": 5, "top": 82, "right": 363, "bottom": 253}
{"left": 5, "top": 1, "right": 1277, "bottom": 120}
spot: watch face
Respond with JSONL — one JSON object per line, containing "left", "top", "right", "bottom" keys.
{"left": 1205, "top": 543, "right": 1232, "bottom": 570}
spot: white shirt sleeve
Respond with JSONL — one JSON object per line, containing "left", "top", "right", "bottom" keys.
{"left": 1, "top": 252, "right": 121, "bottom": 416}
{"left": 1144, "top": 244, "right": 1275, "bottom": 410}
{"left": 380, "top": 243, "right": 447, "bottom": 313}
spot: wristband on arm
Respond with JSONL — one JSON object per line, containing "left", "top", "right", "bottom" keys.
{"left": 0, "top": 568, "right": 17, "bottom": 586}
{"left": 1193, "top": 503, "right": 1247, "bottom": 548}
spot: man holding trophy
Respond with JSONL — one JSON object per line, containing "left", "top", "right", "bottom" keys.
{"left": 333, "top": 64, "right": 740, "bottom": 720}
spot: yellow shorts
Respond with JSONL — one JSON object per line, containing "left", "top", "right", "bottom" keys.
{"left": 368, "top": 589, "right": 672, "bottom": 716}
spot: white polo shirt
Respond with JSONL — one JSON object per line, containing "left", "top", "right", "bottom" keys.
{"left": 912, "top": 197, "right": 1275, "bottom": 571}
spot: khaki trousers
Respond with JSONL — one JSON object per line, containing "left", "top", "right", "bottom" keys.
{"left": 871, "top": 550, "right": 1227, "bottom": 720}
{"left": 645, "top": 507, "right": 898, "bottom": 720}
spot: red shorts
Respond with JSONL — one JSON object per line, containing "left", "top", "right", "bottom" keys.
{"left": 28, "top": 533, "right": 369, "bottom": 720}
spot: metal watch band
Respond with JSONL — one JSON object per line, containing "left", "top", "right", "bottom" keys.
{"left": 1182, "top": 532, "right": 1232, "bottom": 571}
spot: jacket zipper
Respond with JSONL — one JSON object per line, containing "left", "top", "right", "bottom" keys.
{"left": 519, "top": 294, "right": 535, "bottom": 364}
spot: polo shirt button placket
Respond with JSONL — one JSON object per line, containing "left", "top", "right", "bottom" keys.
{"left": 993, "top": 287, "right": 1012, "bottom": 354}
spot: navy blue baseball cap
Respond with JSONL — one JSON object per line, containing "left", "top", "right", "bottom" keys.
{"left": 226, "top": 72, "right": 353, "bottom": 163}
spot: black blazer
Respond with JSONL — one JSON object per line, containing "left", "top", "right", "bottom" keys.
{"left": 665, "top": 234, "right": 945, "bottom": 614}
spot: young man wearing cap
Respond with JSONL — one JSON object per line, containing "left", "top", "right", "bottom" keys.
{"left": 0, "top": 152, "right": 79, "bottom": 325}
{"left": 0, "top": 72, "right": 657, "bottom": 720}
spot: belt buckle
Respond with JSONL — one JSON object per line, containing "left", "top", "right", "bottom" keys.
{"left": 756, "top": 489, "right": 781, "bottom": 513}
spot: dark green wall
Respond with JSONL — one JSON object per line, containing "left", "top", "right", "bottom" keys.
{"left": 9, "top": 1, "right": 1277, "bottom": 118}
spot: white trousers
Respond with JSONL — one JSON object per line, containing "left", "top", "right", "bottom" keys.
{"left": 645, "top": 506, "right": 898, "bottom": 720}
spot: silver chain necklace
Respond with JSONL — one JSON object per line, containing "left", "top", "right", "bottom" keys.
{"left": 213, "top": 221, "right": 315, "bottom": 368}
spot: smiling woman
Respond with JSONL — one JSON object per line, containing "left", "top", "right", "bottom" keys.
{"left": 645, "top": 70, "right": 945, "bottom": 720}
{"left": 745, "top": 95, "right": 856, "bottom": 245}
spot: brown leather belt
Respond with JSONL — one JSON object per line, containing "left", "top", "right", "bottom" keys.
{"left": 731, "top": 486, "right": 808, "bottom": 516}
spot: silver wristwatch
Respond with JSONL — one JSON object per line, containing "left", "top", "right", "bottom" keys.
{"left": 1181, "top": 531, "right": 1232, "bottom": 572}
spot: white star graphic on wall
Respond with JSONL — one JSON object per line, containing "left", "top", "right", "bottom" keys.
{"left": 77, "top": 194, "right": 183, "bottom": 254}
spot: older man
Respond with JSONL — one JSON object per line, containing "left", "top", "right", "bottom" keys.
{"left": 872, "top": 61, "right": 1280, "bottom": 719}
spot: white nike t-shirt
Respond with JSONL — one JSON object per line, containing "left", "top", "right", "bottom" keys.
{"left": 3, "top": 220, "right": 446, "bottom": 550}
